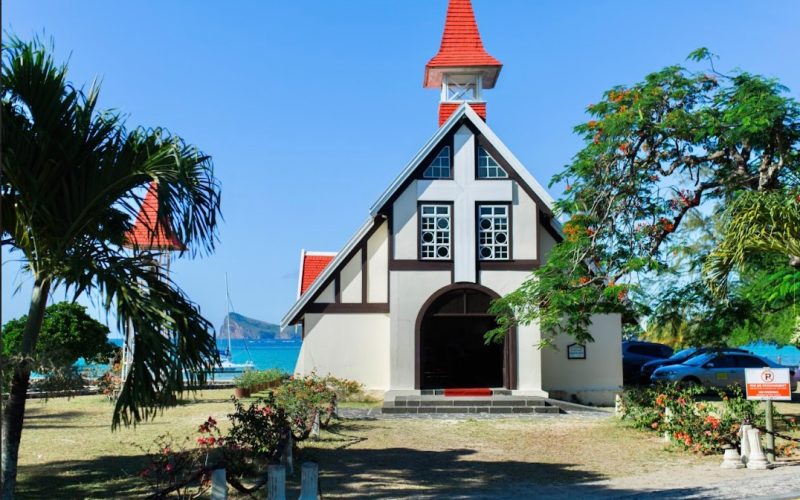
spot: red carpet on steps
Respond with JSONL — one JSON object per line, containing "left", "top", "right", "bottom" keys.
{"left": 443, "top": 388, "right": 492, "bottom": 397}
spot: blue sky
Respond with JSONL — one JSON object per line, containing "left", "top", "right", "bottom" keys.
{"left": 3, "top": 1, "right": 800, "bottom": 335}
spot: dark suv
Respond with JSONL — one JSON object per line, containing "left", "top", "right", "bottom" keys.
{"left": 622, "top": 341, "right": 673, "bottom": 385}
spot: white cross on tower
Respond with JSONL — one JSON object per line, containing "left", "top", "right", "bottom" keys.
{"left": 417, "top": 125, "right": 514, "bottom": 282}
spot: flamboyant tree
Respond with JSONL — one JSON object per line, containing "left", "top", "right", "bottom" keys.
{"left": 488, "top": 49, "right": 800, "bottom": 347}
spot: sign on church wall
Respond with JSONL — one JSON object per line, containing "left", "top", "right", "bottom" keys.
{"left": 567, "top": 343, "right": 586, "bottom": 360}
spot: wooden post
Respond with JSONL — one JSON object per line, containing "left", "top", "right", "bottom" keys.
{"left": 299, "top": 462, "right": 320, "bottom": 500}
{"left": 311, "top": 412, "right": 320, "bottom": 441}
{"left": 211, "top": 468, "right": 227, "bottom": 500}
{"left": 281, "top": 434, "right": 294, "bottom": 476}
{"left": 765, "top": 399, "right": 775, "bottom": 463}
{"left": 267, "top": 465, "right": 286, "bottom": 500}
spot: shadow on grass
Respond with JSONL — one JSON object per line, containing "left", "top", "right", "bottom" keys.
{"left": 17, "top": 454, "right": 149, "bottom": 499}
{"left": 298, "top": 445, "right": 729, "bottom": 499}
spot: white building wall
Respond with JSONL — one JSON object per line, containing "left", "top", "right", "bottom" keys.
{"left": 541, "top": 313, "right": 623, "bottom": 405}
{"left": 392, "top": 181, "right": 418, "bottom": 259}
{"left": 512, "top": 185, "right": 538, "bottom": 260}
{"left": 295, "top": 313, "right": 390, "bottom": 390}
{"left": 339, "top": 253, "right": 362, "bottom": 303}
{"left": 479, "top": 270, "right": 545, "bottom": 396}
{"left": 315, "top": 281, "right": 335, "bottom": 303}
{"left": 388, "top": 270, "right": 452, "bottom": 390}
{"left": 367, "top": 222, "right": 389, "bottom": 303}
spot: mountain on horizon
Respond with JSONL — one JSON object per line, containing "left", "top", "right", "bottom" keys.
{"left": 220, "top": 312, "right": 300, "bottom": 341}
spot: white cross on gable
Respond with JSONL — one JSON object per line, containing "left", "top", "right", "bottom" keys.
{"left": 416, "top": 125, "right": 513, "bottom": 282}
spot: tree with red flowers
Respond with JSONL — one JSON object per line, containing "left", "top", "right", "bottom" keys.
{"left": 488, "top": 49, "right": 800, "bottom": 346}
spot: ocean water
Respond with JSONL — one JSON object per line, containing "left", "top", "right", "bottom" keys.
{"left": 94, "top": 338, "right": 301, "bottom": 381}
{"left": 744, "top": 342, "right": 800, "bottom": 367}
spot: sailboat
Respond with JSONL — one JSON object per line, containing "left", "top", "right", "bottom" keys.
{"left": 214, "top": 274, "right": 255, "bottom": 374}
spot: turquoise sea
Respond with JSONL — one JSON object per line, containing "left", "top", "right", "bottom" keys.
{"left": 88, "top": 338, "right": 302, "bottom": 381}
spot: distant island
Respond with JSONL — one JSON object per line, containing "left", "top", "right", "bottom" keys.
{"left": 220, "top": 312, "right": 301, "bottom": 341}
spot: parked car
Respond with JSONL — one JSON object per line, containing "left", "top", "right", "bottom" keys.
{"left": 622, "top": 341, "right": 673, "bottom": 385}
{"left": 650, "top": 352, "right": 796, "bottom": 390}
{"left": 640, "top": 347, "right": 749, "bottom": 382}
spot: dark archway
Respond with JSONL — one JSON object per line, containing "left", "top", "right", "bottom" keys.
{"left": 415, "top": 284, "right": 517, "bottom": 390}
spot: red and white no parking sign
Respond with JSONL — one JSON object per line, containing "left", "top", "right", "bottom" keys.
{"left": 745, "top": 367, "right": 791, "bottom": 400}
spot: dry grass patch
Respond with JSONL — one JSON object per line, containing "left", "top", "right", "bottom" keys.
{"left": 299, "top": 417, "right": 715, "bottom": 498}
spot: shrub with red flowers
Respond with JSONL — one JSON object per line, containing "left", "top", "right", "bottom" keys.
{"left": 272, "top": 373, "right": 337, "bottom": 440}
{"left": 620, "top": 383, "right": 785, "bottom": 455}
{"left": 135, "top": 431, "right": 216, "bottom": 499}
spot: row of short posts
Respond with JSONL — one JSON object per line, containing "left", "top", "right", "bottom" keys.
{"left": 720, "top": 423, "right": 773, "bottom": 470}
{"left": 209, "top": 463, "right": 320, "bottom": 500}
{"left": 210, "top": 435, "right": 320, "bottom": 499}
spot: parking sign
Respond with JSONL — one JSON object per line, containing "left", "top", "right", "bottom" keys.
{"left": 745, "top": 367, "right": 791, "bottom": 400}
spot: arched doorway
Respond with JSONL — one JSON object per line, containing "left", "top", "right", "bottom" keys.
{"left": 415, "top": 284, "right": 517, "bottom": 390}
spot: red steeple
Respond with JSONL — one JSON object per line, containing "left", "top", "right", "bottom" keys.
{"left": 424, "top": 0, "right": 502, "bottom": 89}
{"left": 424, "top": 0, "right": 502, "bottom": 126}
{"left": 124, "top": 182, "right": 186, "bottom": 251}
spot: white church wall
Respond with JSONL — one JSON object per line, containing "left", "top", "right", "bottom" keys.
{"left": 367, "top": 221, "right": 389, "bottom": 303}
{"left": 296, "top": 313, "right": 390, "bottom": 390}
{"left": 479, "top": 270, "right": 545, "bottom": 395}
{"left": 541, "top": 313, "right": 623, "bottom": 406}
{"left": 315, "top": 280, "right": 335, "bottom": 304}
{"left": 339, "top": 252, "right": 362, "bottom": 303}
{"left": 512, "top": 184, "right": 538, "bottom": 260}
{"left": 539, "top": 223, "right": 558, "bottom": 260}
{"left": 388, "top": 270, "right": 452, "bottom": 390}
{"left": 392, "top": 181, "right": 418, "bottom": 259}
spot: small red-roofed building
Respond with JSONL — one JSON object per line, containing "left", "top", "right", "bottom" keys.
{"left": 124, "top": 182, "right": 186, "bottom": 252}
{"left": 282, "top": 0, "right": 622, "bottom": 405}
{"left": 297, "top": 251, "right": 337, "bottom": 298}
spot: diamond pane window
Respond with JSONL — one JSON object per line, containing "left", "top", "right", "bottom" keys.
{"left": 423, "top": 147, "right": 451, "bottom": 179}
{"left": 478, "top": 205, "right": 509, "bottom": 260}
{"left": 477, "top": 147, "right": 508, "bottom": 179}
{"left": 420, "top": 204, "right": 451, "bottom": 260}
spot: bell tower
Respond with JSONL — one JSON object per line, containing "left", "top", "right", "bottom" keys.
{"left": 424, "top": 0, "right": 503, "bottom": 126}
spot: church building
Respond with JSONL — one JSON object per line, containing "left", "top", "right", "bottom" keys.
{"left": 281, "top": 0, "right": 622, "bottom": 405}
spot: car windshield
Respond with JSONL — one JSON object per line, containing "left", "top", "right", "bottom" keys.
{"left": 684, "top": 353, "right": 713, "bottom": 366}
{"left": 670, "top": 348, "right": 697, "bottom": 360}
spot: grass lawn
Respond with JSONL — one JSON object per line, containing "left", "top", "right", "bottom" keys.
{"left": 14, "top": 388, "right": 725, "bottom": 499}
{"left": 16, "top": 389, "right": 236, "bottom": 499}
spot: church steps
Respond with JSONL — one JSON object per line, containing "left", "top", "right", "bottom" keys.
{"left": 382, "top": 395, "right": 560, "bottom": 414}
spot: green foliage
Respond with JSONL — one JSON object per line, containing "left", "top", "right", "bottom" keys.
{"left": 233, "top": 368, "right": 288, "bottom": 391}
{"left": 1, "top": 35, "right": 222, "bottom": 431}
{"left": 272, "top": 374, "right": 337, "bottom": 440}
{"left": 491, "top": 49, "right": 800, "bottom": 346}
{"left": 620, "top": 383, "right": 771, "bottom": 454}
{"left": 2, "top": 302, "right": 114, "bottom": 370}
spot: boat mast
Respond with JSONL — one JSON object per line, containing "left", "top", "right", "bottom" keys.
{"left": 225, "top": 273, "right": 233, "bottom": 358}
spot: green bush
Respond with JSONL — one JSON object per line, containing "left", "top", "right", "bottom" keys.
{"left": 619, "top": 383, "right": 773, "bottom": 454}
{"left": 234, "top": 368, "right": 289, "bottom": 392}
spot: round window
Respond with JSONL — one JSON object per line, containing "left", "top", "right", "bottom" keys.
{"left": 480, "top": 247, "right": 492, "bottom": 259}
{"left": 480, "top": 218, "right": 492, "bottom": 230}
{"left": 437, "top": 217, "right": 449, "bottom": 230}
{"left": 422, "top": 232, "right": 434, "bottom": 243}
{"left": 495, "top": 232, "right": 507, "bottom": 244}
{"left": 437, "top": 246, "right": 449, "bottom": 258}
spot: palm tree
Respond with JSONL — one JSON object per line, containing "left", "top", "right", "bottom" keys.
{"left": 704, "top": 191, "right": 800, "bottom": 289}
{"left": 704, "top": 190, "right": 800, "bottom": 343}
{"left": 1, "top": 37, "right": 222, "bottom": 497}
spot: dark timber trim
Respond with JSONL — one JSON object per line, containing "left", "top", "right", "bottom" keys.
{"left": 305, "top": 303, "right": 389, "bottom": 314}
{"left": 477, "top": 260, "right": 539, "bottom": 271}
{"left": 361, "top": 244, "right": 368, "bottom": 303}
{"left": 389, "top": 260, "right": 454, "bottom": 271}
{"left": 414, "top": 283, "right": 518, "bottom": 391}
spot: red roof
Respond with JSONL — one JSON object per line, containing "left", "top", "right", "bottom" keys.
{"left": 299, "top": 252, "right": 335, "bottom": 296}
{"left": 439, "top": 102, "right": 486, "bottom": 126}
{"left": 124, "top": 182, "right": 186, "bottom": 251}
{"left": 424, "top": 0, "right": 502, "bottom": 88}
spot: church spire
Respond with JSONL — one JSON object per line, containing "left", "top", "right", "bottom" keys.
{"left": 424, "top": 0, "right": 503, "bottom": 126}
{"left": 124, "top": 181, "right": 186, "bottom": 251}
